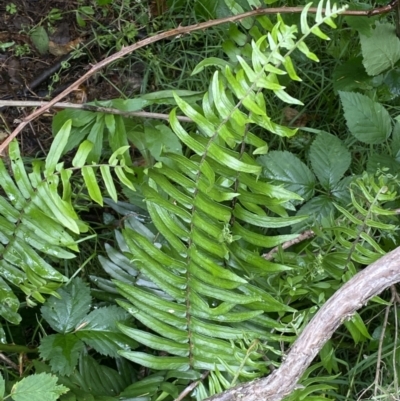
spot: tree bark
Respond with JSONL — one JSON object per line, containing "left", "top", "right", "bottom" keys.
{"left": 207, "top": 246, "right": 400, "bottom": 401}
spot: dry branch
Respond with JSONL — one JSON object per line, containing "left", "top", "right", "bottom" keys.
{"left": 0, "top": 1, "right": 397, "bottom": 154}
{"left": 205, "top": 246, "right": 400, "bottom": 401}
{"left": 0, "top": 100, "right": 191, "bottom": 122}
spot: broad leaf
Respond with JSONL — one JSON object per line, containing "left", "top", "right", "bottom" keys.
{"left": 41, "top": 278, "right": 91, "bottom": 333}
{"left": 11, "top": 373, "right": 68, "bottom": 401}
{"left": 292, "top": 195, "right": 336, "bottom": 233}
{"left": 339, "top": 91, "right": 391, "bottom": 144}
{"left": 258, "top": 151, "right": 316, "bottom": 202}
{"left": 74, "top": 306, "right": 137, "bottom": 357}
{"left": 309, "top": 133, "right": 351, "bottom": 190}
{"left": 39, "top": 333, "right": 84, "bottom": 376}
{"left": 366, "top": 153, "right": 400, "bottom": 175}
{"left": 332, "top": 57, "right": 370, "bottom": 92}
{"left": 360, "top": 22, "right": 400, "bottom": 76}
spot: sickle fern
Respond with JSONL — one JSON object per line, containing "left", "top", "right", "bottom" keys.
{"left": 92, "top": 1, "right": 348, "bottom": 394}
{"left": 0, "top": 120, "right": 134, "bottom": 324}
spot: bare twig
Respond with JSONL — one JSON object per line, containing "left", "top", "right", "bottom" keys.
{"left": 174, "top": 371, "right": 210, "bottom": 401}
{"left": 206, "top": 245, "right": 400, "bottom": 401}
{"left": 0, "top": 352, "right": 19, "bottom": 371}
{"left": 262, "top": 230, "right": 315, "bottom": 260}
{"left": 0, "top": 100, "right": 191, "bottom": 122}
{"left": 0, "top": 2, "right": 397, "bottom": 154}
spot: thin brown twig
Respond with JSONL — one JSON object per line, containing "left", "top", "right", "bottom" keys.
{"left": 262, "top": 230, "right": 315, "bottom": 260}
{"left": 174, "top": 371, "right": 210, "bottom": 401}
{"left": 0, "top": 352, "right": 19, "bottom": 371}
{"left": 0, "top": 2, "right": 397, "bottom": 154}
{"left": 1, "top": 100, "right": 191, "bottom": 122}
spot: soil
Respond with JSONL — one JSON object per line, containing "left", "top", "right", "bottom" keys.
{"left": 0, "top": 0, "right": 148, "bottom": 155}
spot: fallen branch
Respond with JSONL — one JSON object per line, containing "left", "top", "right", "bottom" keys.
{"left": 0, "top": 100, "right": 191, "bottom": 122}
{"left": 262, "top": 230, "right": 315, "bottom": 260}
{"left": 0, "top": 1, "right": 397, "bottom": 154}
{"left": 206, "top": 245, "right": 400, "bottom": 401}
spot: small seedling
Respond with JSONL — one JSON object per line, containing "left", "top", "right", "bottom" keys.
{"left": 0, "top": 41, "right": 15, "bottom": 51}
{"left": 6, "top": 3, "right": 17, "bottom": 14}
{"left": 14, "top": 43, "right": 30, "bottom": 57}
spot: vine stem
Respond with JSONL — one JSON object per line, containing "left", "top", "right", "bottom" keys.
{"left": 205, "top": 246, "right": 400, "bottom": 401}
{"left": 0, "top": 1, "right": 397, "bottom": 155}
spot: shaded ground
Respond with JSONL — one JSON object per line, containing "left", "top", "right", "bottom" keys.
{"left": 0, "top": 0, "right": 163, "bottom": 154}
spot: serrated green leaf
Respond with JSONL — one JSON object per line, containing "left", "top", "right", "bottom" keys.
{"left": 41, "top": 278, "right": 91, "bottom": 333}
{"left": 39, "top": 334, "right": 84, "bottom": 376}
{"left": 333, "top": 57, "right": 370, "bottom": 92}
{"left": 360, "top": 22, "right": 400, "bottom": 76}
{"left": 11, "top": 374, "right": 69, "bottom": 401}
{"left": 292, "top": 195, "right": 336, "bottom": 233}
{"left": 259, "top": 151, "right": 316, "bottom": 201}
{"left": 74, "top": 306, "right": 137, "bottom": 357}
{"left": 309, "top": 133, "right": 351, "bottom": 190}
{"left": 339, "top": 91, "right": 391, "bottom": 144}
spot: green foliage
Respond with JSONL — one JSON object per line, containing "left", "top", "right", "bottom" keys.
{"left": 3, "top": 1, "right": 400, "bottom": 400}
{"left": 339, "top": 91, "right": 391, "bottom": 144}
{"left": 39, "top": 278, "right": 137, "bottom": 375}
{"left": 359, "top": 22, "right": 400, "bottom": 76}
{"left": 0, "top": 121, "right": 134, "bottom": 324}
{"left": 259, "top": 132, "right": 352, "bottom": 230}
{"left": 0, "top": 372, "right": 68, "bottom": 401}
{"left": 87, "top": 2, "right": 350, "bottom": 397}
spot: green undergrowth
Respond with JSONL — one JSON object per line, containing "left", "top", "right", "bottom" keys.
{"left": 0, "top": 1, "right": 400, "bottom": 401}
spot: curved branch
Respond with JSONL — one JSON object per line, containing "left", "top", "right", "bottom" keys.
{"left": 206, "top": 246, "right": 400, "bottom": 401}
{"left": 0, "top": 2, "right": 395, "bottom": 154}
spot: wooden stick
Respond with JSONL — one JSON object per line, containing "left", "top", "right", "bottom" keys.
{"left": 0, "top": 2, "right": 396, "bottom": 154}
{"left": 206, "top": 245, "right": 400, "bottom": 401}
{"left": 0, "top": 100, "right": 191, "bottom": 122}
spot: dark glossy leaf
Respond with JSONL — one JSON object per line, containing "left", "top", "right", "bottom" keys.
{"left": 74, "top": 306, "right": 137, "bottom": 357}
{"left": 340, "top": 91, "right": 391, "bottom": 144}
{"left": 259, "top": 151, "right": 316, "bottom": 201}
{"left": 360, "top": 22, "right": 400, "bottom": 76}
{"left": 309, "top": 133, "right": 351, "bottom": 190}
{"left": 39, "top": 333, "right": 84, "bottom": 375}
{"left": 41, "top": 278, "right": 91, "bottom": 333}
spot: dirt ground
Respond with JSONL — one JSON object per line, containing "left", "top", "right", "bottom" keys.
{"left": 0, "top": 0, "right": 149, "bottom": 154}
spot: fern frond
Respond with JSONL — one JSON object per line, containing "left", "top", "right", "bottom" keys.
{"left": 100, "top": 1, "right": 349, "bottom": 387}
{"left": 331, "top": 172, "right": 398, "bottom": 267}
{"left": 0, "top": 121, "right": 136, "bottom": 322}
